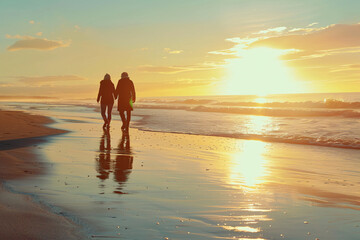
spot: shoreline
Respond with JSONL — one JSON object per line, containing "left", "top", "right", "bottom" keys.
{"left": 0, "top": 110, "right": 86, "bottom": 240}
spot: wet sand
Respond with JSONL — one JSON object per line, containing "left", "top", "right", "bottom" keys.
{"left": 0, "top": 110, "right": 84, "bottom": 240}
{"left": 2, "top": 107, "right": 360, "bottom": 239}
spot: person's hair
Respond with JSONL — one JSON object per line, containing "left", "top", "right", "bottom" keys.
{"left": 121, "top": 72, "right": 129, "bottom": 79}
{"left": 104, "top": 73, "right": 111, "bottom": 81}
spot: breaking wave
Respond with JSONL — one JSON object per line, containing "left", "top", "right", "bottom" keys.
{"left": 134, "top": 126, "right": 360, "bottom": 150}
{"left": 135, "top": 102, "right": 360, "bottom": 118}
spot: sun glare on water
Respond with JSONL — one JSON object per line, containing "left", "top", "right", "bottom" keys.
{"left": 223, "top": 47, "right": 303, "bottom": 96}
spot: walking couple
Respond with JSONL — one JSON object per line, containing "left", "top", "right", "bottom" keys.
{"left": 97, "top": 72, "right": 136, "bottom": 132}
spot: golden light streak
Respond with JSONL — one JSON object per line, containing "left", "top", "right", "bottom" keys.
{"left": 222, "top": 225, "right": 260, "bottom": 233}
{"left": 227, "top": 140, "right": 269, "bottom": 188}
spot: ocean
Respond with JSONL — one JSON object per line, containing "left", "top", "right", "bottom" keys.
{"left": 132, "top": 92, "right": 360, "bottom": 149}
{"left": 9, "top": 92, "right": 360, "bottom": 149}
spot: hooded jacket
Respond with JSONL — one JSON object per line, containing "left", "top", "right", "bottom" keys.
{"left": 97, "top": 80, "right": 116, "bottom": 104}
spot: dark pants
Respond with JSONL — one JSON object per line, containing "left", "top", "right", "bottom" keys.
{"left": 101, "top": 102, "right": 114, "bottom": 124}
{"left": 119, "top": 110, "right": 131, "bottom": 130}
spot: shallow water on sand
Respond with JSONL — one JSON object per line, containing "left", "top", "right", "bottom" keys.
{"left": 3, "top": 104, "right": 360, "bottom": 239}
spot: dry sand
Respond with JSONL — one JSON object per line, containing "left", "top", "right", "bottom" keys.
{"left": 0, "top": 110, "right": 85, "bottom": 240}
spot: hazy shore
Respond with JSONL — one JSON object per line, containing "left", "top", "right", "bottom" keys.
{"left": 0, "top": 110, "right": 84, "bottom": 240}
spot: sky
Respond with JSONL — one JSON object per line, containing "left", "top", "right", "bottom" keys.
{"left": 1, "top": 0, "right": 360, "bottom": 99}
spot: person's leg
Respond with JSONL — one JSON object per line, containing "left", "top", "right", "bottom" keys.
{"left": 119, "top": 111, "right": 126, "bottom": 130}
{"left": 125, "top": 110, "right": 131, "bottom": 131}
{"left": 107, "top": 103, "right": 113, "bottom": 127}
{"left": 100, "top": 103, "right": 108, "bottom": 128}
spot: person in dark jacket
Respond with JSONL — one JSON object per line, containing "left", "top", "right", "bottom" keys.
{"left": 97, "top": 73, "right": 116, "bottom": 128}
{"left": 115, "top": 72, "right": 136, "bottom": 132}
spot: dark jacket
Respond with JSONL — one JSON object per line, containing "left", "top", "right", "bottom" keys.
{"left": 97, "top": 80, "right": 116, "bottom": 104}
{"left": 115, "top": 78, "right": 136, "bottom": 111}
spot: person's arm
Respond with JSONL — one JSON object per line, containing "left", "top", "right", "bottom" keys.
{"left": 112, "top": 83, "right": 117, "bottom": 100}
{"left": 115, "top": 81, "right": 120, "bottom": 99}
{"left": 97, "top": 83, "right": 102, "bottom": 103}
{"left": 131, "top": 81, "right": 136, "bottom": 103}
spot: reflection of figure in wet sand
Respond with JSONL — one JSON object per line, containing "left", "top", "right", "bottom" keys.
{"left": 96, "top": 128, "right": 111, "bottom": 181}
{"left": 95, "top": 130, "right": 133, "bottom": 194}
{"left": 114, "top": 132, "right": 133, "bottom": 194}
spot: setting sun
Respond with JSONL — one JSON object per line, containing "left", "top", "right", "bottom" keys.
{"left": 222, "top": 47, "right": 304, "bottom": 96}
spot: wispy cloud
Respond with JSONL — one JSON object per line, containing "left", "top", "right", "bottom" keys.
{"left": 137, "top": 77, "right": 220, "bottom": 96}
{"left": 209, "top": 23, "right": 360, "bottom": 58}
{"left": 7, "top": 35, "right": 70, "bottom": 51}
{"left": 250, "top": 23, "right": 360, "bottom": 53}
{"left": 329, "top": 64, "right": 360, "bottom": 73}
{"left": 137, "top": 64, "right": 215, "bottom": 74}
{"left": 254, "top": 26, "right": 287, "bottom": 35}
{"left": 307, "top": 22, "right": 319, "bottom": 27}
{"left": 288, "top": 27, "right": 318, "bottom": 33}
{"left": 212, "top": 23, "right": 360, "bottom": 61}
{"left": 5, "top": 34, "right": 26, "bottom": 39}
{"left": 10, "top": 75, "right": 86, "bottom": 86}
{"left": 164, "top": 48, "right": 183, "bottom": 54}
{"left": 209, "top": 38, "right": 258, "bottom": 56}
{"left": 0, "top": 84, "right": 94, "bottom": 97}
{"left": 139, "top": 77, "right": 218, "bottom": 87}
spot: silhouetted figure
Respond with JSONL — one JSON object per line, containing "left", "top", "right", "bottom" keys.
{"left": 115, "top": 72, "right": 136, "bottom": 133}
{"left": 114, "top": 132, "right": 133, "bottom": 194}
{"left": 96, "top": 128, "right": 111, "bottom": 181}
{"left": 97, "top": 73, "right": 116, "bottom": 129}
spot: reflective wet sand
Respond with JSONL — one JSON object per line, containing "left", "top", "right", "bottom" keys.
{"left": 6, "top": 108, "right": 360, "bottom": 239}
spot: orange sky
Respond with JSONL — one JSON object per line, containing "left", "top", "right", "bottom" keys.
{"left": 1, "top": 1, "right": 360, "bottom": 99}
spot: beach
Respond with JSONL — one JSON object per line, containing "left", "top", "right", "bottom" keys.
{"left": 1, "top": 102, "right": 360, "bottom": 239}
{"left": 3, "top": 1, "right": 360, "bottom": 239}
{"left": 0, "top": 110, "right": 85, "bottom": 239}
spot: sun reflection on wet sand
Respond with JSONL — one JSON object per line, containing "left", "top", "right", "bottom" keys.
{"left": 228, "top": 140, "right": 269, "bottom": 189}
{"left": 237, "top": 238, "right": 266, "bottom": 240}
{"left": 222, "top": 225, "right": 260, "bottom": 233}
{"left": 219, "top": 140, "right": 273, "bottom": 239}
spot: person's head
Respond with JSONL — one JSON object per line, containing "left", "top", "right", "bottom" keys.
{"left": 104, "top": 73, "right": 111, "bottom": 81}
{"left": 121, "top": 72, "right": 129, "bottom": 79}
